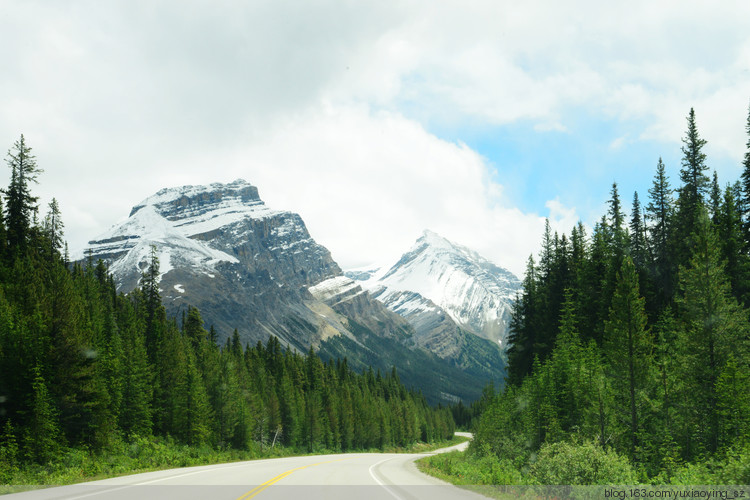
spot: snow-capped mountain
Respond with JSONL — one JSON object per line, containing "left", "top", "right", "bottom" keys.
{"left": 79, "top": 180, "right": 363, "bottom": 349}
{"left": 349, "top": 230, "right": 521, "bottom": 348}
{"left": 79, "top": 181, "right": 504, "bottom": 403}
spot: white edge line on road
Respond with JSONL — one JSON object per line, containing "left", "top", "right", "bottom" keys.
{"left": 63, "top": 459, "right": 263, "bottom": 500}
{"left": 368, "top": 456, "right": 405, "bottom": 500}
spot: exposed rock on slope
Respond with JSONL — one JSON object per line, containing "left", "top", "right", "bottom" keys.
{"left": 79, "top": 181, "right": 501, "bottom": 402}
{"left": 350, "top": 230, "right": 521, "bottom": 348}
{"left": 81, "top": 180, "right": 365, "bottom": 350}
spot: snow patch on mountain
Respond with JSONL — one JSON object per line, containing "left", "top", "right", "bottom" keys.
{"left": 349, "top": 230, "right": 520, "bottom": 346}
{"left": 74, "top": 180, "right": 298, "bottom": 286}
{"left": 308, "top": 276, "right": 366, "bottom": 306}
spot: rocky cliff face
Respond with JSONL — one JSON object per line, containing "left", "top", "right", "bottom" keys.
{"left": 81, "top": 180, "right": 364, "bottom": 350}
{"left": 79, "top": 182, "right": 507, "bottom": 403}
{"left": 349, "top": 230, "right": 521, "bottom": 348}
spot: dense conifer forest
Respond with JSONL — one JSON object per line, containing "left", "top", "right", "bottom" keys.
{"left": 426, "top": 106, "right": 750, "bottom": 485}
{"left": 0, "top": 136, "right": 455, "bottom": 484}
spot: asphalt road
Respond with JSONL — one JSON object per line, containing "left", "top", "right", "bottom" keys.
{"left": 5, "top": 433, "right": 488, "bottom": 500}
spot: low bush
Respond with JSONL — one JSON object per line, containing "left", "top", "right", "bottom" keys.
{"left": 530, "top": 440, "right": 636, "bottom": 485}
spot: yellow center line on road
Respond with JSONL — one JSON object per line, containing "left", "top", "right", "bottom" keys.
{"left": 235, "top": 457, "right": 352, "bottom": 500}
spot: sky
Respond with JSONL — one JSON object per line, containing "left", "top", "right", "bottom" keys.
{"left": 1, "top": 1, "right": 749, "bottom": 277}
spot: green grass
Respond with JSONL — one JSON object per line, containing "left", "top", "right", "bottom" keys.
{"left": 418, "top": 440, "right": 750, "bottom": 489}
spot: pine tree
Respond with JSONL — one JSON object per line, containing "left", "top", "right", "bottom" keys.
{"left": 42, "top": 198, "right": 64, "bottom": 261}
{"left": 117, "top": 295, "right": 153, "bottom": 437}
{"left": 676, "top": 207, "right": 750, "bottom": 455}
{"left": 580, "top": 218, "right": 611, "bottom": 344}
{"left": 679, "top": 108, "right": 709, "bottom": 211}
{"left": 651, "top": 310, "right": 682, "bottom": 476}
{"left": 23, "top": 366, "right": 62, "bottom": 463}
{"left": 183, "top": 306, "right": 208, "bottom": 351}
{"left": 717, "top": 183, "right": 750, "bottom": 305}
{"left": 608, "top": 182, "right": 627, "bottom": 255}
{"left": 550, "top": 289, "right": 583, "bottom": 432}
{"left": 740, "top": 100, "right": 750, "bottom": 245}
{"left": 715, "top": 355, "right": 750, "bottom": 449}
{"left": 141, "top": 246, "right": 164, "bottom": 359}
{"left": 646, "top": 158, "right": 676, "bottom": 309}
{"left": 506, "top": 256, "right": 539, "bottom": 384}
{"left": 675, "top": 108, "right": 710, "bottom": 268}
{"left": 4, "top": 135, "right": 43, "bottom": 253}
{"left": 709, "top": 171, "right": 722, "bottom": 222}
{"left": 183, "top": 348, "right": 212, "bottom": 445}
{"left": 630, "top": 192, "right": 647, "bottom": 270}
{"left": 0, "top": 196, "right": 7, "bottom": 256}
{"left": 0, "top": 420, "right": 19, "bottom": 483}
{"left": 603, "top": 256, "right": 652, "bottom": 462}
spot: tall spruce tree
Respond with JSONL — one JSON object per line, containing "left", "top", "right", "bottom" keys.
{"left": 42, "top": 198, "right": 64, "bottom": 261}
{"left": 23, "top": 366, "right": 62, "bottom": 463}
{"left": 646, "top": 158, "right": 675, "bottom": 309}
{"left": 507, "top": 256, "right": 539, "bottom": 384}
{"left": 717, "top": 183, "right": 750, "bottom": 305}
{"left": 740, "top": 100, "right": 750, "bottom": 245}
{"left": 630, "top": 192, "right": 647, "bottom": 270}
{"left": 679, "top": 108, "right": 709, "bottom": 210}
{"left": 676, "top": 207, "right": 749, "bottom": 456}
{"left": 608, "top": 182, "right": 627, "bottom": 252}
{"left": 141, "top": 246, "right": 165, "bottom": 360}
{"left": 4, "top": 135, "right": 43, "bottom": 253}
{"left": 675, "top": 108, "right": 710, "bottom": 267}
{"left": 603, "top": 256, "right": 652, "bottom": 462}
{"left": 710, "top": 171, "right": 722, "bottom": 223}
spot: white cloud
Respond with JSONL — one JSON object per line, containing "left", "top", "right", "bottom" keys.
{"left": 154, "top": 104, "right": 551, "bottom": 277}
{"left": 534, "top": 122, "right": 569, "bottom": 133}
{"left": 545, "top": 198, "right": 581, "bottom": 236}
{"left": 609, "top": 136, "right": 628, "bottom": 151}
{"left": 1, "top": 0, "right": 748, "bottom": 279}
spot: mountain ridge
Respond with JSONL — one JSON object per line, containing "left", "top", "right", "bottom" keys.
{"left": 78, "top": 180, "right": 509, "bottom": 403}
{"left": 348, "top": 229, "right": 521, "bottom": 348}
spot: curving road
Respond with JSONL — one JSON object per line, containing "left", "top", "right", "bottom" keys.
{"left": 6, "top": 433, "right": 488, "bottom": 500}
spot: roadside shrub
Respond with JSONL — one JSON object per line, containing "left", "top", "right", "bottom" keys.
{"left": 420, "top": 451, "right": 529, "bottom": 485}
{"left": 531, "top": 440, "right": 636, "bottom": 485}
{"left": 668, "top": 445, "right": 750, "bottom": 485}
{"left": 717, "top": 445, "right": 750, "bottom": 484}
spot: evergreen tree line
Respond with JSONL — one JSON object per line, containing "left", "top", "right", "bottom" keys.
{"left": 0, "top": 136, "right": 455, "bottom": 471}
{"left": 476, "top": 105, "right": 750, "bottom": 481}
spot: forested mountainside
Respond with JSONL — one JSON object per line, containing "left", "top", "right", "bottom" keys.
{"left": 349, "top": 230, "right": 520, "bottom": 348}
{"left": 77, "top": 180, "right": 507, "bottom": 404}
{"left": 0, "top": 136, "right": 454, "bottom": 482}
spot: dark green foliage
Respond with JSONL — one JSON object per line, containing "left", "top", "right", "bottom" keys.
{"left": 675, "top": 108, "right": 710, "bottom": 268}
{"left": 492, "top": 106, "right": 750, "bottom": 485}
{"left": 717, "top": 183, "right": 750, "bottom": 305}
{"left": 3, "top": 135, "right": 43, "bottom": 253}
{"left": 741, "top": 101, "right": 750, "bottom": 245}
{"left": 0, "top": 420, "right": 19, "bottom": 483}
{"left": 675, "top": 208, "right": 749, "bottom": 455}
{"left": 531, "top": 440, "right": 637, "bottom": 485}
{"left": 23, "top": 366, "right": 62, "bottom": 463}
{"left": 0, "top": 137, "right": 454, "bottom": 476}
{"left": 630, "top": 192, "right": 647, "bottom": 270}
{"left": 646, "top": 158, "right": 675, "bottom": 308}
{"left": 603, "top": 257, "right": 651, "bottom": 462}
{"left": 42, "top": 198, "right": 64, "bottom": 262}
{"left": 318, "top": 323, "right": 496, "bottom": 404}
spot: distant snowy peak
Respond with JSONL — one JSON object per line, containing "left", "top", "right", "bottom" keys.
{"left": 79, "top": 179, "right": 305, "bottom": 289}
{"left": 128, "top": 179, "right": 283, "bottom": 237}
{"left": 381, "top": 229, "right": 518, "bottom": 296}
{"left": 349, "top": 230, "right": 521, "bottom": 346}
{"left": 84, "top": 204, "right": 239, "bottom": 285}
